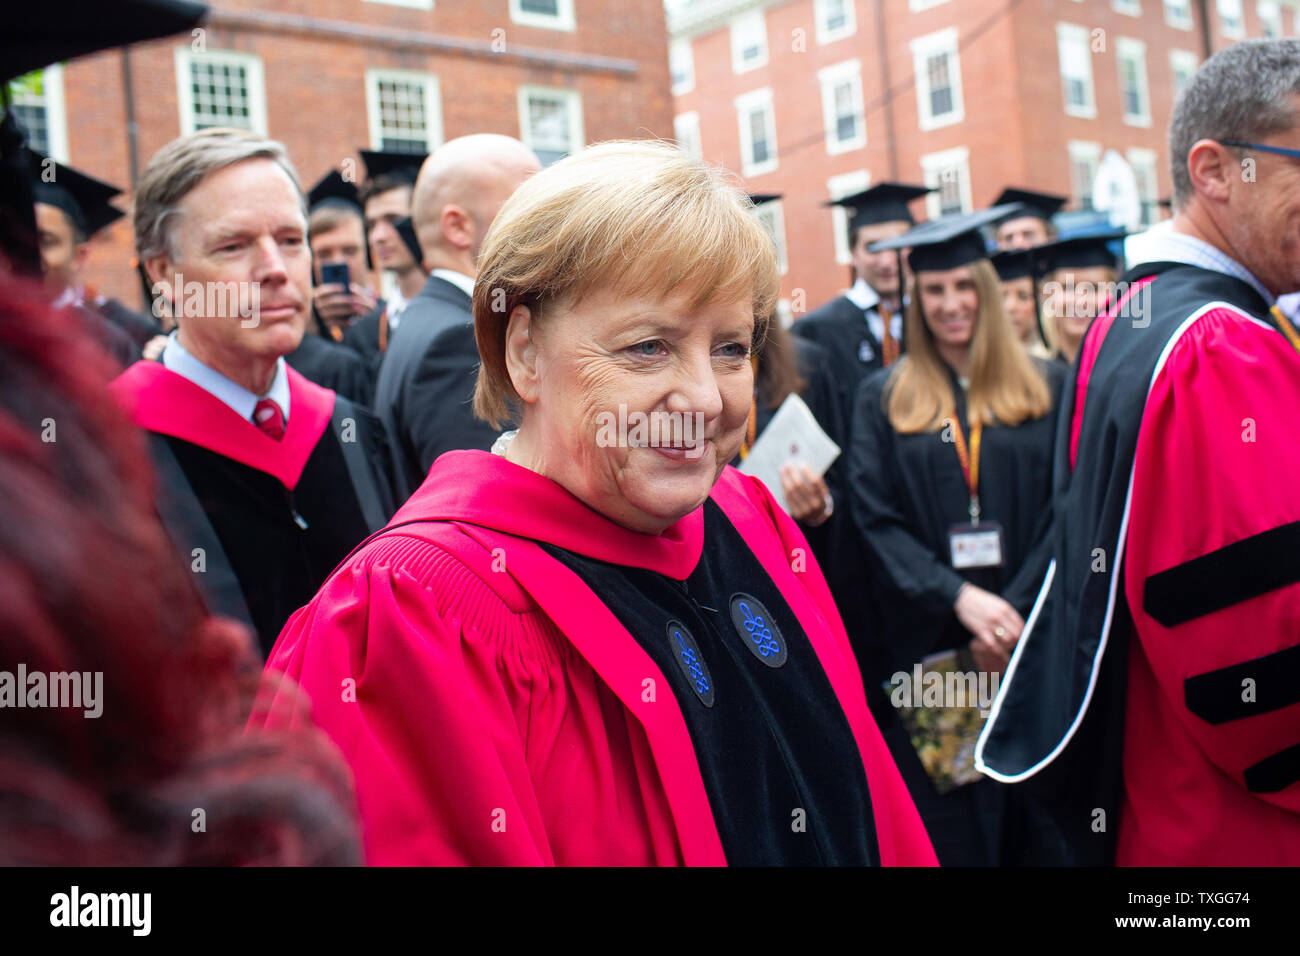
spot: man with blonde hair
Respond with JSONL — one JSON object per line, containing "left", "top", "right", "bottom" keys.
{"left": 110, "top": 128, "right": 394, "bottom": 657}
{"left": 374, "top": 133, "right": 541, "bottom": 499}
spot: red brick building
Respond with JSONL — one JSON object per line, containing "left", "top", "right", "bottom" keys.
{"left": 9, "top": 0, "right": 675, "bottom": 303}
{"left": 669, "top": 0, "right": 1300, "bottom": 317}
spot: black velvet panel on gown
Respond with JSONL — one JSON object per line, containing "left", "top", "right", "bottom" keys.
{"left": 542, "top": 499, "right": 879, "bottom": 866}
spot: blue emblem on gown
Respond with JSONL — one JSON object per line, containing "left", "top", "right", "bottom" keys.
{"left": 728, "top": 593, "right": 788, "bottom": 667}
{"left": 666, "top": 620, "right": 715, "bottom": 707}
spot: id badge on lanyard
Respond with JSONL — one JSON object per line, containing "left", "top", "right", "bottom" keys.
{"left": 946, "top": 414, "right": 1005, "bottom": 569}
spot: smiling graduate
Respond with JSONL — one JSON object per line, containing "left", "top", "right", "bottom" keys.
{"left": 254, "top": 141, "right": 936, "bottom": 867}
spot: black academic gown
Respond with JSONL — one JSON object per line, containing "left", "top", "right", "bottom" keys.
{"left": 847, "top": 357, "right": 1065, "bottom": 865}
{"left": 340, "top": 300, "right": 389, "bottom": 381}
{"left": 92, "top": 295, "right": 161, "bottom": 350}
{"left": 109, "top": 360, "right": 395, "bottom": 658}
{"left": 795, "top": 293, "right": 897, "bottom": 419}
{"left": 286, "top": 330, "right": 375, "bottom": 407}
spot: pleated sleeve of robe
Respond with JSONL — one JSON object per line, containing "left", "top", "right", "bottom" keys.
{"left": 252, "top": 451, "right": 937, "bottom": 866}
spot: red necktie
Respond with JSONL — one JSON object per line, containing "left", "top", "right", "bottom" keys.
{"left": 253, "top": 398, "right": 285, "bottom": 441}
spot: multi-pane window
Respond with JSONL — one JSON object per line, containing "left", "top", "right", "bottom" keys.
{"left": 1170, "top": 50, "right": 1199, "bottom": 102}
{"left": 1057, "top": 23, "right": 1096, "bottom": 118}
{"left": 1164, "top": 0, "right": 1194, "bottom": 28}
{"left": 366, "top": 71, "right": 442, "bottom": 153}
{"left": 670, "top": 40, "right": 694, "bottom": 95}
{"left": 911, "top": 29, "right": 963, "bottom": 130}
{"left": 1258, "top": 1, "right": 1284, "bottom": 37}
{"left": 730, "top": 11, "right": 768, "bottom": 74}
{"left": 827, "top": 170, "right": 870, "bottom": 266}
{"left": 921, "top": 146, "right": 972, "bottom": 218}
{"left": 510, "top": 0, "right": 575, "bottom": 31}
{"left": 815, "top": 0, "right": 856, "bottom": 44}
{"left": 819, "top": 60, "right": 865, "bottom": 155}
{"left": 1127, "top": 148, "right": 1160, "bottom": 227}
{"left": 1068, "top": 141, "right": 1102, "bottom": 211}
{"left": 752, "top": 198, "right": 788, "bottom": 275}
{"left": 735, "top": 88, "right": 777, "bottom": 177}
{"left": 519, "top": 87, "right": 583, "bottom": 167}
{"left": 7, "top": 65, "right": 66, "bottom": 160}
{"left": 674, "top": 112, "right": 701, "bottom": 159}
{"left": 1218, "top": 0, "right": 1245, "bottom": 37}
{"left": 175, "top": 49, "right": 266, "bottom": 135}
{"left": 1113, "top": 0, "right": 1142, "bottom": 15}
{"left": 1116, "top": 38, "right": 1151, "bottom": 127}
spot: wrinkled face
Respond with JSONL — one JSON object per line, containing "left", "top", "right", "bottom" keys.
{"left": 365, "top": 186, "right": 416, "bottom": 272}
{"left": 1000, "top": 276, "right": 1039, "bottom": 343}
{"left": 311, "top": 215, "right": 369, "bottom": 288}
{"left": 850, "top": 220, "right": 911, "bottom": 297}
{"left": 996, "top": 216, "right": 1050, "bottom": 250}
{"left": 35, "top": 203, "right": 84, "bottom": 298}
{"left": 522, "top": 286, "right": 756, "bottom": 534}
{"left": 917, "top": 265, "right": 979, "bottom": 352}
{"left": 146, "top": 157, "right": 309, "bottom": 362}
{"left": 1221, "top": 115, "right": 1300, "bottom": 296}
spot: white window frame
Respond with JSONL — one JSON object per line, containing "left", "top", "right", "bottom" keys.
{"left": 174, "top": 47, "right": 267, "bottom": 136}
{"left": 827, "top": 169, "right": 871, "bottom": 266}
{"left": 1169, "top": 49, "right": 1200, "bottom": 101}
{"left": 517, "top": 85, "right": 584, "bottom": 165}
{"left": 1218, "top": 0, "right": 1246, "bottom": 38}
{"left": 674, "top": 111, "right": 701, "bottom": 159}
{"left": 909, "top": 0, "right": 952, "bottom": 10}
{"left": 1056, "top": 23, "right": 1097, "bottom": 120}
{"left": 365, "top": 69, "right": 443, "bottom": 153}
{"left": 670, "top": 39, "right": 695, "bottom": 95}
{"left": 735, "top": 87, "right": 777, "bottom": 177}
{"left": 1116, "top": 37, "right": 1152, "bottom": 128}
{"left": 1113, "top": 0, "right": 1142, "bottom": 16}
{"left": 753, "top": 197, "right": 788, "bottom": 275}
{"left": 730, "top": 11, "right": 769, "bottom": 74}
{"left": 8, "top": 63, "right": 69, "bottom": 162}
{"left": 1068, "top": 139, "right": 1103, "bottom": 210}
{"left": 910, "top": 27, "right": 964, "bottom": 131}
{"left": 509, "top": 0, "right": 576, "bottom": 32}
{"left": 920, "top": 146, "right": 972, "bottom": 219}
{"left": 818, "top": 59, "right": 866, "bottom": 156}
{"left": 814, "top": 0, "right": 857, "bottom": 45}
{"left": 1163, "top": 0, "right": 1194, "bottom": 27}
{"left": 1126, "top": 147, "right": 1160, "bottom": 226}
{"left": 365, "top": 0, "right": 433, "bottom": 8}
{"left": 1257, "top": 1, "right": 1284, "bottom": 37}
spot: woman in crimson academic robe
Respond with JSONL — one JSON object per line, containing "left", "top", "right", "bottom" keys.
{"left": 253, "top": 141, "right": 936, "bottom": 867}
{"left": 846, "top": 209, "right": 1066, "bottom": 866}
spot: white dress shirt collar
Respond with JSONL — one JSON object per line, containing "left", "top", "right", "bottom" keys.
{"left": 161, "top": 331, "right": 291, "bottom": 423}
{"left": 431, "top": 268, "right": 476, "bottom": 300}
{"left": 845, "top": 278, "right": 902, "bottom": 344}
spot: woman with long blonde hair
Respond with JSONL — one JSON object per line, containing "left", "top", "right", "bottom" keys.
{"left": 847, "top": 208, "right": 1066, "bottom": 866}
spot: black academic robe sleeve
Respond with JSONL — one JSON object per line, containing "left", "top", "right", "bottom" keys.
{"left": 1000, "top": 358, "right": 1067, "bottom": 615}
{"left": 285, "top": 332, "right": 375, "bottom": 407}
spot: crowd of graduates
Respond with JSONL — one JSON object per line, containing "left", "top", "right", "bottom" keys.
{"left": 1, "top": 12, "right": 1298, "bottom": 867}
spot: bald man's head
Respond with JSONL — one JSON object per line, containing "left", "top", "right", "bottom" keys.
{"left": 411, "top": 134, "right": 542, "bottom": 275}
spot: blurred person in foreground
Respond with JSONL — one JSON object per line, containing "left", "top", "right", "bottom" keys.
{"left": 257, "top": 141, "right": 936, "bottom": 866}
{"left": 977, "top": 38, "right": 1300, "bottom": 865}
{"left": 109, "top": 128, "right": 394, "bottom": 660}
{"left": 0, "top": 273, "right": 359, "bottom": 865}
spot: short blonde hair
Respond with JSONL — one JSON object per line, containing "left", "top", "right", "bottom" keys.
{"left": 473, "top": 140, "right": 781, "bottom": 427}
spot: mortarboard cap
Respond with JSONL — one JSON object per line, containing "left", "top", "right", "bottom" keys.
{"left": 825, "top": 182, "right": 935, "bottom": 230}
{"left": 748, "top": 192, "right": 782, "bottom": 205}
{"left": 869, "top": 204, "right": 1018, "bottom": 274}
{"left": 27, "top": 149, "right": 125, "bottom": 238}
{"left": 308, "top": 169, "right": 362, "bottom": 213}
{"left": 992, "top": 187, "right": 1068, "bottom": 225}
{"left": 991, "top": 248, "right": 1039, "bottom": 282}
{"left": 393, "top": 215, "right": 423, "bottom": 268}
{"left": 1033, "top": 229, "right": 1128, "bottom": 273}
{"left": 359, "top": 148, "right": 428, "bottom": 185}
